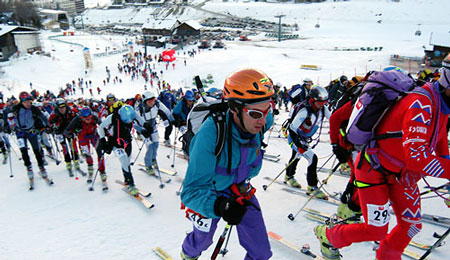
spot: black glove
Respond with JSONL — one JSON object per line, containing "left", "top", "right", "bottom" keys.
{"left": 214, "top": 196, "right": 248, "bottom": 225}
{"left": 332, "top": 143, "right": 350, "bottom": 164}
{"left": 97, "top": 137, "right": 112, "bottom": 155}
{"left": 273, "top": 109, "right": 280, "bottom": 115}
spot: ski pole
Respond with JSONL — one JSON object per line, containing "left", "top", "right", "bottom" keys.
{"left": 69, "top": 138, "right": 79, "bottom": 180}
{"left": 51, "top": 133, "right": 63, "bottom": 161}
{"left": 89, "top": 155, "right": 106, "bottom": 191}
{"left": 220, "top": 225, "right": 233, "bottom": 256}
{"left": 211, "top": 224, "right": 231, "bottom": 260}
{"left": 262, "top": 157, "right": 297, "bottom": 191}
{"left": 176, "top": 180, "right": 184, "bottom": 196}
{"left": 419, "top": 226, "right": 450, "bottom": 260}
{"left": 130, "top": 140, "right": 145, "bottom": 166}
{"left": 171, "top": 128, "right": 179, "bottom": 168}
{"left": 8, "top": 143, "right": 13, "bottom": 178}
{"left": 153, "top": 160, "right": 165, "bottom": 189}
{"left": 322, "top": 157, "right": 338, "bottom": 185}
{"left": 287, "top": 162, "right": 341, "bottom": 221}
{"left": 420, "top": 182, "right": 449, "bottom": 196}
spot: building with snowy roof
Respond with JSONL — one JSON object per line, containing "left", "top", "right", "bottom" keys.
{"left": 425, "top": 32, "right": 450, "bottom": 67}
{"left": 0, "top": 25, "right": 41, "bottom": 61}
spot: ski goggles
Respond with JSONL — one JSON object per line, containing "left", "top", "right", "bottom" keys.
{"left": 243, "top": 106, "right": 272, "bottom": 120}
{"left": 314, "top": 100, "right": 328, "bottom": 106}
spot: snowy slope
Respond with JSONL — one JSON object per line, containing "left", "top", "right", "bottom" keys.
{"left": 1, "top": 1, "right": 450, "bottom": 259}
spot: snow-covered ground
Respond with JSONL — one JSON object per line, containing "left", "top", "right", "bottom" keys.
{"left": 1, "top": 0, "right": 450, "bottom": 259}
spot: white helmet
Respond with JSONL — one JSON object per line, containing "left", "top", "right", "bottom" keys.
{"left": 303, "top": 77, "right": 313, "bottom": 84}
{"left": 143, "top": 91, "right": 156, "bottom": 101}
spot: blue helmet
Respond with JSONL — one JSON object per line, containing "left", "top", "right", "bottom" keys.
{"left": 119, "top": 105, "right": 136, "bottom": 124}
{"left": 184, "top": 90, "right": 195, "bottom": 101}
{"left": 80, "top": 107, "right": 92, "bottom": 117}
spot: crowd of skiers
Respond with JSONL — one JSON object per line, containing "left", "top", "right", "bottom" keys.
{"left": 1, "top": 56, "right": 450, "bottom": 260}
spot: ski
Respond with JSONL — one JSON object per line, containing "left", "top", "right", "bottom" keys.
{"left": 115, "top": 180, "right": 154, "bottom": 209}
{"left": 76, "top": 169, "right": 87, "bottom": 177}
{"left": 139, "top": 163, "right": 177, "bottom": 176}
{"left": 139, "top": 168, "right": 172, "bottom": 183}
{"left": 263, "top": 153, "right": 280, "bottom": 159}
{"left": 263, "top": 155, "right": 280, "bottom": 162}
{"left": 267, "top": 231, "right": 326, "bottom": 259}
{"left": 263, "top": 177, "right": 332, "bottom": 202}
{"left": 373, "top": 242, "right": 427, "bottom": 260}
{"left": 176, "top": 152, "right": 188, "bottom": 161}
{"left": 318, "top": 167, "right": 351, "bottom": 178}
{"left": 115, "top": 179, "right": 151, "bottom": 197}
{"left": 46, "top": 154, "right": 61, "bottom": 165}
{"left": 152, "top": 247, "right": 173, "bottom": 260}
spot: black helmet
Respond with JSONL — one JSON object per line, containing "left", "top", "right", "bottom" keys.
{"left": 309, "top": 85, "right": 328, "bottom": 101}
{"left": 340, "top": 75, "right": 348, "bottom": 84}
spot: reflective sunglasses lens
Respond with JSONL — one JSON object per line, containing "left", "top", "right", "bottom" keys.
{"left": 248, "top": 110, "right": 263, "bottom": 119}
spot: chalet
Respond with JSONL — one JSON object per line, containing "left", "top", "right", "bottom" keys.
{"left": 0, "top": 25, "right": 40, "bottom": 61}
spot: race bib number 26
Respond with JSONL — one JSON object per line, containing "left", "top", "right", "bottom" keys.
{"left": 187, "top": 212, "right": 212, "bottom": 232}
{"left": 367, "top": 202, "right": 390, "bottom": 227}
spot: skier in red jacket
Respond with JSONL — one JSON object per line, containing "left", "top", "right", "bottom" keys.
{"left": 315, "top": 64, "right": 450, "bottom": 260}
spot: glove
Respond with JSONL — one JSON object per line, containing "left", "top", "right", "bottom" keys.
{"left": 141, "top": 128, "right": 151, "bottom": 138}
{"left": 64, "top": 132, "right": 74, "bottom": 139}
{"left": 97, "top": 137, "right": 112, "bottom": 155}
{"left": 273, "top": 109, "right": 280, "bottom": 115}
{"left": 214, "top": 196, "right": 248, "bottom": 225}
{"left": 332, "top": 143, "right": 350, "bottom": 164}
{"left": 398, "top": 170, "right": 422, "bottom": 188}
{"left": 297, "top": 143, "right": 308, "bottom": 154}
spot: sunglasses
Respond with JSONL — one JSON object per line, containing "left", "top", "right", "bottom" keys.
{"left": 21, "top": 97, "right": 33, "bottom": 102}
{"left": 243, "top": 106, "right": 272, "bottom": 120}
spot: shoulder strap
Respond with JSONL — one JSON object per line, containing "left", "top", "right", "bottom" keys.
{"left": 210, "top": 110, "right": 227, "bottom": 157}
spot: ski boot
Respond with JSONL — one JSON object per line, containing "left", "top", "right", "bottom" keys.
{"left": 307, "top": 186, "right": 328, "bottom": 199}
{"left": 66, "top": 162, "right": 74, "bottom": 177}
{"left": 88, "top": 164, "right": 94, "bottom": 176}
{"left": 145, "top": 166, "right": 156, "bottom": 176}
{"left": 284, "top": 175, "right": 301, "bottom": 188}
{"left": 39, "top": 166, "right": 48, "bottom": 178}
{"left": 100, "top": 172, "right": 107, "bottom": 182}
{"left": 180, "top": 251, "right": 199, "bottom": 260}
{"left": 445, "top": 194, "right": 450, "bottom": 208}
{"left": 127, "top": 184, "right": 139, "bottom": 196}
{"left": 314, "top": 224, "right": 341, "bottom": 260}
{"left": 29, "top": 177, "right": 34, "bottom": 190}
{"left": 163, "top": 139, "right": 171, "bottom": 147}
{"left": 337, "top": 203, "right": 361, "bottom": 223}
{"left": 27, "top": 166, "right": 34, "bottom": 189}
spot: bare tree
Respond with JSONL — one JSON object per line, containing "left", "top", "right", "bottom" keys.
{"left": 9, "top": 0, "right": 41, "bottom": 28}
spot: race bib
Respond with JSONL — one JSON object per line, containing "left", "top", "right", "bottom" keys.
{"left": 367, "top": 202, "right": 390, "bottom": 227}
{"left": 114, "top": 148, "right": 126, "bottom": 157}
{"left": 80, "top": 145, "right": 90, "bottom": 155}
{"left": 187, "top": 212, "right": 212, "bottom": 232}
{"left": 56, "top": 134, "right": 64, "bottom": 143}
{"left": 17, "top": 138, "right": 25, "bottom": 148}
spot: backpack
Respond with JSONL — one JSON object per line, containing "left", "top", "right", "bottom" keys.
{"left": 181, "top": 99, "right": 229, "bottom": 157}
{"left": 346, "top": 70, "right": 415, "bottom": 147}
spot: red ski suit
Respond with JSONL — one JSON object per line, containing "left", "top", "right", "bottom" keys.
{"left": 327, "top": 83, "right": 450, "bottom": 260}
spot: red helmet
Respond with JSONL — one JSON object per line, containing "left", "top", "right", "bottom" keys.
{"left": 19, "top": 91, "right": 32, "bottom": 102}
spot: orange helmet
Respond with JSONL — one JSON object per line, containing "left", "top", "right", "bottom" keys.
{"left": 223, "top": 68, "right": 274, "bottom": 105}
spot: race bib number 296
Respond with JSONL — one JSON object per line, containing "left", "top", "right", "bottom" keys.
{"left": 367, "top": 202, "right": 390, "bottom": 227}
{"left": 187, "top": 212, "right": 212, "bottom": 232}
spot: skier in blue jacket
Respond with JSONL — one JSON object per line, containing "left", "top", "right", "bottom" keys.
{"left": 180, "top": 68, "right": 274, "bottom": 260}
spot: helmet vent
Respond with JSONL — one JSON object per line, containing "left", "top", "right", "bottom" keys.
{"left": 253, "top": 82, "right": 259, "bottom": 90}
{"left": 247, "top": 90, "right": 266, "bottom": 96}
{"left": 233, "top": 89, "right": 244, "bottom": 96}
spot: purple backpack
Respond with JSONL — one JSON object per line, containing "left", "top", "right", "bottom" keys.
{"left": 346, "top": 70, "right": 414, "bottom": 146}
